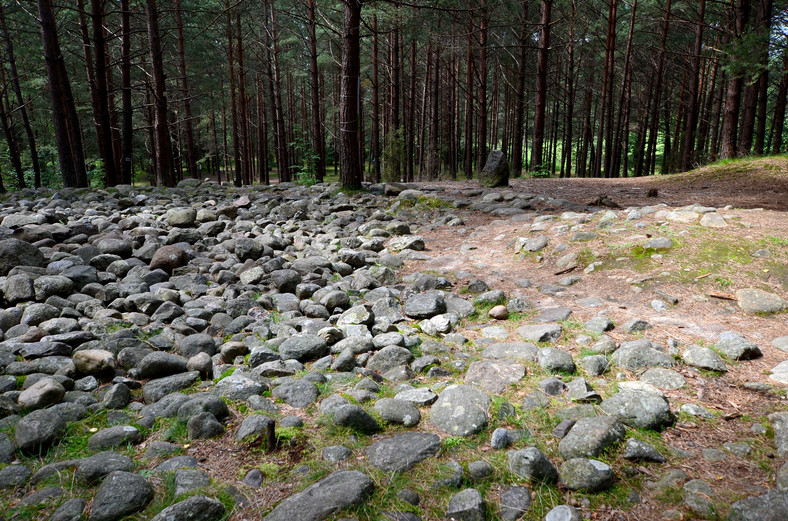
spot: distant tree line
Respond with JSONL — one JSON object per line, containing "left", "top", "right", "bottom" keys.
{"left": 0, "top": 0, "right": 786, "bottom": 191}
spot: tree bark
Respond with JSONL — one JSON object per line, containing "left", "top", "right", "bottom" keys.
{"left": 91, "top": 0, "right": 118, "bottom": 186}
{"left": 532, "top": 0, "right": 551, "bottom": 170}
{"left": 145, "top": 0, "right": 175, "bottom": 187}
{"left": 175, "top": 0, "right": 197, "bottom": 179}
{"left": 307, "top": 0, "right": 326, "bottom": 182}
{"left": 38, "top": 0, "right": 88, "bottom": 187}
{"left": 339, "top": 0, "right": 362, "bottom": 189}
{"left": 120, "top": 0, "right": 133, "bottom": 184}
{"left": 0, "top": 68, "right": 24, "bottom": 189}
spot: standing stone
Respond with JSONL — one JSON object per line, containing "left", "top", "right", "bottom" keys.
{"left": 478, "top": 150, "right": 509, "bottom": 188}
{"left": 263, "top": 470, "right": 373, "bottom": 521}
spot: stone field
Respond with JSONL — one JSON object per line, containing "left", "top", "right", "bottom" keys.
{"left": 0, "top": 178, "right": 786, "bottom": 521}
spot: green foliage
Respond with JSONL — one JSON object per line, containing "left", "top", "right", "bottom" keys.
{"left": 290, "top": 125, "right": 320, "bottom": 186}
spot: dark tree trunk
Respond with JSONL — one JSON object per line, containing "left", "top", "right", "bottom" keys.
{"left": 772, "top": 52, "right": 788, "bottom": 154}
{"left": 511, "top": 2, "right": 528, "bottom": 178}
{"left": 644, "top": 0, "right": 671, "bottom": 176}
{"left": 406, "top": 40, "right": 417, "bottom": 182}
{"left": 38, "top": 0, "right": 88, "bottom": 187}
{"left": 175, "top": 0, "right": 197, "bottom": 179}
{"left": 721, "top": 0, "right": 752, "bottom": 159}
{"left": 680, "top": 0, "right": 706, "bottom": 171}
{"left": 371, "top": 14, "right": 381, "bottom": 183}
{"left": 339, "top": 0, "right": 362, "bottom": 189}
{"left": 532, "top": 0, "right": 551, "bottom": 170}
{"left": 0, "top": 70, "right": 24, "bottom": 189}
{"left": 307, "top": 0, "right": 326, "bottom": 182}
{"left": 91, "top": 0, "right": 118, "bottom": 186}
{"left": 0, "top": 4, "right": 38, "bottom": 188}
{"left": 476, "top": 0, "right": 488, "bottom": 169}
{"left": 120, "top": 0, "right": 133, "bottom": 184}
{"left": 612, "top": 0, "right": 637, "bottom": 178}
{"left": 145, "top": 0, "right": 175, "bottom": 187}
{"left": 463, "top": 16, "right": 474, "bottom": 177}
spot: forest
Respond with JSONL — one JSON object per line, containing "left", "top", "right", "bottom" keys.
{"left": 0, "top": 0, "right": 786, "bottom": 191}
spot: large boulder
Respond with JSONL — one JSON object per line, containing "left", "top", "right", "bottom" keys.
{"left": 366, "top": 432, "right": 440, "bottom": 472}
{"left": 88, "top": 471, "right": 153, "bottom": 521}
{"left": 15, "top": 408, "right": 66, "bottom": 453}
{"left": 600, "top": 391, "right": 674, "bottom": 430}
{"left": 478, "top": 150, "right": 509, "bottom": 188}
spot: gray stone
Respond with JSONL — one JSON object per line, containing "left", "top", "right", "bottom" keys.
{"left": 403, "top": 293, "right": 446, "bottom": 319}
{"left": 681, "top": 403, "right": 715, "bottom": 419}
{"left": 367, "top": 345, "right": 414, "bottom": 373}
{"left": 394, "top": 388, "right": 438, "bottom": 407}
{"left": 89, "top": 471, "right": 153, "bottom": 521}
{"left": 545, "top": 505, "right": 581, "bottom": 521}
{"left": 151, "top": 495, "right": 226, "bottom": 521}
{"left": 322, "top": 445, "right": 352, "bottom": 463}
{"left": 447, "top": 488, "right": 485, "bottom": 521}
{"left": 366, "top": 433, "right": 441, "bottom": 472}
{"left": 177, "top": 395, "right": 230, "bottom": 422}
{"left": 481, "top": 342, "right": 538, "bottom": 361}
{"left": 166, "top": 208, "right": 197, "bottom": 227}
{"left": 263, "top": 470, "right": 374, "bottom": 521}
{"left": 769, "top": 412, "right": 788, "bottom": 457}
{"left": 716, "top": 331, "right": 762, "bottom": 360}
{"left": 537, "top": 348, "right": 575, "bottom": 373}
{"left": 0, "top": 239, "right": 45, "bottom": 276}
{"left": 178, "top": 334, "right": 216, "bottom": 358}
{"left": 507, "top": 447, "right": 558, "bottom": 483}
{"left": 532, "top": 307, "right": 572, "bottom": 323}
{"left": 682, "top": 346, "right": 727, "bottom": 372}
{"left": 136, "top": 351, "right": 189, "bottom": 379}
{"left": 499, "top": 486, "right": 530, "bottom": 521}
{"left": 0, "top": 464, "right": 31, "bottom": 488}
{"left": 558, "top": 416, "right": 626, "bottom": 459}
{"left": 474, "top": 147, "right": 512, "bottom": 186}
{"left": 516, "top": 324, "right": 562, "bottom": 343}
{"left": 76, "top": 452, "right": 134, "bottom": 483}
{"left": 640, "top": 368, "right": 686, "bottom": 390}
{"left": 430, "top": 384, "right": 490, "bottom": 436}
{"left": 278, "top": 335, "right": 328, "bottom": 362}
{"left": 773, "top": 336, "right": 788, "bottom": 353}
{"left": 644, "top": 237, "right": 672, "bottom": 250}
{"left": 611, "top": 340, "right": 676, "bottom": 371}
{"left": 149, "top": 245, "right": 189, "bottom": 273}
{"left": 736, "top": 289, "right": 788, "bottom": 314}
{"left": 600, "top": 391, "right": 674, "bottom": 430}
{"left": 332, "top": 404, "right": 380, "bottom": 433}
{"left": 578, "top": 355, "right": 609, "bottom": 376}
{"left": 559, "top": 458, "right": 614, "bottom": 491}
{"left": 584, "top": 317, "right": 614, "bottom": 333}
{"left": 14, "top": 407, "right": 65, "bottom": 453}
{"left": 174, "top": 468, "right": 210, "bottom": 496}
{"left": 465, "top": 359, "right": 525, "bottom": 393}
{"left": 621, "top": 318, "right": 652, "bottom": 334}
{"left": 728, "top": 490, "right": 788, "bottom": 521}
{"left": 187, "top": 412, "right": 224, "bottom": 439}
{"left": 17, "top": 377, "right": 65, "bottom": 410}
{"left": 374, "top": 398, "right": 421, "bottom": 427}
{"left": 468, "top": 460, "right": 493, "bottom": 481}
{"left": 143, "top": 372, "right": 200, "bottom": 403}
{"left": 272, "top": 379, "right": 320, "bottom": 408}
{"left": 622, "top": 438, "right": 667, "bottom": 462}
{"left": 88, "top": 425, "right": 143, "bottom": 450}
{"left": 772, "top": 360, "right": 788, "bottom": 385}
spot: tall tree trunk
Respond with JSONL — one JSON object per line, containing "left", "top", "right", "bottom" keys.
{"left": 772, "top": 52, "right": 788, "bottom": 154}
{"left": 307, "top": 0, "right": 325, "bottom": 182}
{"left": 463, "top": 16, "right": 474, "bottom": 177}
{"left": 680, "top": 0, "right": 706, "bottom": 171}
{"left": 371, "top": 14, "right": 381, "bottom": 183}
{"left": 425, "top": 46, "right": 441, "bottom": 179}
{"left": 0, "top": 69, "right": 24, "bottom": 189}
{"left": 721, "top": 0, "right": 752, "bottom": 159}
{"left": 145, "top": 0, "right": 174, "bottom": 187}
{"left": 644, "top": 0, "right": 671, "bottom": 176}
{"left": 512, "top": 2, "right": 528, "bottom": 178}
{"left": 120, "top": 0, "right": 133, "bottom": 184}
{"left": 38, "top": 0, "right": 88, "bottom": 187}
{"left": 532, "top": 0, "right": 551, "bottom": 170}
{"left": 339, "top": 0, "right": 362, "bottom": 189}
{"left": 175, "top": 0, "right": 197, "bottom": 179}
{"left": 0, "top": 4, "right": 38, "bottom": 188}
{"left": 476, "top": 0, "right": 488, "bottom": 169}
{"left": 91, "top": 0, "right": 118, "bottom": 186}
{"left": 266, "top": 1, "right": 289, "bottom": 182}
{"left": 612, "top": 0, "right": 637, "bottom": 177}
{"left": 236, "top": 13, "right": 250, "bottom": 185}
{"left": 406, "top": 40, "right": 417, "bottom": 182}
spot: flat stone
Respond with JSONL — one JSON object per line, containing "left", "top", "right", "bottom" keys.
{"left": 640, "top": 368, "right": 686, "bottom": 390}
{"left": 150, "top": 496, "right": 226, "bottom": 521}
{"left": 716, "top": 331, "right": 762, "bottom": 360}
{"left": 499, "top": 486, "right": 530, "bottom": 521}
{"left": 366, "top": 433, "right": 440, "bottom": 472}
{"left": 516, "top": 324, "right": 562, "bottom": 343}
{"left": 736, "top": 289, "right": 788, "bottom": 314}
{"left": 507, "top": 447, "right": 558, "bottom": 483}
{"left": 89, "top": 471, "right": 153, "bottom": 521}
{"left": 465, "top": 360, "right": 525, "bottom": 394}
{"left": 429, "top": 385, "right": 490, "bottom": 436}
{"left": 481, "top": 342, "right": 538, "bottom": 361}
{"left": 263, "top": 470, "right": 374, "bottom": 521}
{"left": 446, "top": 488, "right": 485, "bottom": 521}
{"left": 559, "top": 458, "right": 614, "bottom": 492}
{"left": 600, "top": 391, "right": 674, "bottom": 430}
{"left": 558, "top": 416, "right": 626, "bottom": 459}
{"left": 682, "top": 346, "right": 727, "bottom": 372}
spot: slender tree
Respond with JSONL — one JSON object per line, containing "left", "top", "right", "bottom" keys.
{"left": 145, "top": 0, "right": 175, "bottom": 187}
{"left": 532, "top": 0, "right": 551, "bottom": 171}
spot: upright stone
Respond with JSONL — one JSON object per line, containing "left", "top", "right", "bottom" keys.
{"left": 478, "top": 150, "right": 509, "bottom": 188}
